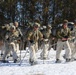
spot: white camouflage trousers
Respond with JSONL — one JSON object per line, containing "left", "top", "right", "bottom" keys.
{"left": 56, "top": 40, "right": 71, "bottom": 60}
{"left": 70, "top": 39, "right": 76, "bottom": 59}
{"left": 2, "top": 42, "right": 18, "bottom": 60}
{"left": 40, "top": 41, "right": 49, "bottom": 59}
{"left": 29, "top": 42, "right": 38, "bottom": 62}
{"left": 0, "top": 40, "right": 5, "bottom": 55}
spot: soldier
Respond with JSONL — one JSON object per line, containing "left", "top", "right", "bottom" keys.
{"left": 56, "top": 20, "right": 71, "bottom": 63}
{"left": 27, "top": 22, "right": 43, "bottom": 65}
{"left": 70, "top": 21, "right": 76, "bottom": 60}
{"left": 14, "top": 22, "right": 23, "bottom": 51}
{"left": 47, "top": 25, "right": 53, "bottom": 50}
{"left": 1, "top": 24, "right": 11, "bottom": 56}
{"left": 2, "top": 26, "right": 19, "bottom": 63}
{"left": 40, "top": 25, "right": 52, "bottom": 59}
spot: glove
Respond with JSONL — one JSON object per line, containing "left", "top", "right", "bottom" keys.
{"left": 7, "top": 38, "right": 9, "bottom": 41}
{"left": 30, "top": 40, "right": 34, "bottom": 43}
{"left": 64, "top": 36, "right": 68, "bottom": 38}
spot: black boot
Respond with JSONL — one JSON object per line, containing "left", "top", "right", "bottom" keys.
{"left": 10, "top": 54, "right": 13, "bottom": 57}
{"left": 55, "top": 59, "right": 61, "bottom": 63}
{"left": 1, "top": 60, "right": 9, "bottom": 63}
{"left": 29, "top": 59, "right": 33, "bottom": 65}
{"left": 29, "top": 59, "right": 37, "bottom": 65}
{"left": 1, "top": 53, "right": 3, "bottom": 56}
{"left": 66, "top": 59, "right": 71, "bottom": 62}
{"left": 14, "top": 59, "right": 17, "bottom": 63}
{"left": 7, "top": 56, "right": 10, "bottom": 59}
{"left": 74, "top": 59, "right": 76, "bottom": 61}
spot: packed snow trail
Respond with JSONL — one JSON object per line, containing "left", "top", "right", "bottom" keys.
{"left": 0, "top": 48, "right": 76, "bottom": 75}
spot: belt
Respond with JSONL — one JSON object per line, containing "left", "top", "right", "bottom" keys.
{"left": 58, "top": 39, "right": 67, "bottom": 42}
{"left": 62, "top": 40, "right": 67, "bottom": 42}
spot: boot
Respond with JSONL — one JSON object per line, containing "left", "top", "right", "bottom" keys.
{"left": 66, "top": 58, "right": 71, "bottom": 62}
{"left": 10, "top": 54, "right": 13, "bottom": 57}
{"left": 63, "top": 54, "right": 66, "bottom": 59}
{"left": 1, "top": 53, "right": 3, "bottom": 56}
{"left": 74, "top": 58, "right": 76, "bottom": 61}
{"left": 29, "top": 59, "right": 37, "bottom": 65}
{"left": 55, "top": 59, "right": 61, "bottom": 63}
{"left": 29, "top": 59, "right": 34, "bottom": 65}
{"left": 1, "top": 60, "right": 9, "bottom": 63}
{"left": 14, "top": 59, "right": 17, "bottom": 63}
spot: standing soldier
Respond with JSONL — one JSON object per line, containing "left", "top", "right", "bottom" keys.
{"left": 1, "top": 24, "right": 11, "bottom": 56}
{"left": 40, "top": 25, "right": 52, "bottom": 59}
{"left": 2, "top": 26, "right": 19, "bottom": 63}
{"left": 71, "top": 21, "right": 76, "bottom": 60}
{"left": 27, "top": 22, "right": 43, "bottom": 65}
{"left": 14, "top": 22, "right": 23, "bottom": 51}
{"left": 56, "top": 20, "right": 71, "bottom": 63}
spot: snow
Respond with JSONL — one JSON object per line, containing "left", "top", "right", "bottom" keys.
{"left": 0, "top": 48, "right": 76, "bottom": 75}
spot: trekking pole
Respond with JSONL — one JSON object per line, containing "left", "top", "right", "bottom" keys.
{"left": 19, "top": 40, "right": 24, "bottom": 64}
{"left": 19, "top": 49, "right": 21, "bottom": 64}
{"left": 18, "top": 48, "right": 29, "bottom": 66}
{"left": 42, "top": 46, "right": 44, "bottom": 64}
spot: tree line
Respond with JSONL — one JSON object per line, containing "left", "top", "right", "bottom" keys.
{"left": 0, "top": 0, "right": 76, "bottom": 26}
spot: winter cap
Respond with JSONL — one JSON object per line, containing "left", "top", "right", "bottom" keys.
{"left": 10, "top": 26, "right": 16, "bottom": 30}
{"left": 34, "top": 22, "right": 40, "bottom": 27}
{"left": 47, "top": 24, "right": 52, "bottom": 29}
{"left": 63, "top": 20, "right": 68, "bottom": 25}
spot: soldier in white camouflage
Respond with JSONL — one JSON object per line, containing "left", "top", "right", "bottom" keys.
{"left": 1, "top": 24, "right": 11, "bottom": 56}
{"left": 56, "top": 20, "right": 71, "bottom": 63}
{"left": 70, "top": 21, "right": 76, "bottom": 60}
{"left": 27, "top": 22, "right": 43, "bottom": 65}
{"left": 14, "top": 22, "right": 23, "bottom": 50}
{"left": 40, "top": 25, "right": 52, "bottom": 59}
{"left": 2, "top": 26, "right": 20, "bottom": 63}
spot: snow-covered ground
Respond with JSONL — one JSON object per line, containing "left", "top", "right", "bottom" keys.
{"left": 0, "top": 48, "right": 76, "bottom": 75}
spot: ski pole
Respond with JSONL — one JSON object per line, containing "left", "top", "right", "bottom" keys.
{"left": 19, "top": 48, "right": 29, "bottom": 66}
